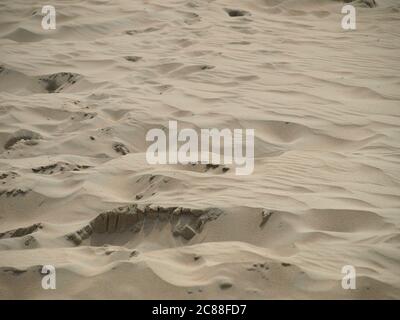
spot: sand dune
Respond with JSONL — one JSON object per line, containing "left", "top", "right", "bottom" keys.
{"left": 0, "top": 0, "right": 399, "bottom": 299}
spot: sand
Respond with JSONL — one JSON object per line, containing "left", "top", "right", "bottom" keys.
{"left": 0, "top": 0, "right": 399, "bottom": 299}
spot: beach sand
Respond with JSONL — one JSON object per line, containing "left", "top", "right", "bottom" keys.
{"left": 0, "top": 0, "right": 399, "bottom": 299}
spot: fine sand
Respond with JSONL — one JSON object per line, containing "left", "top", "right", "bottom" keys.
{"left": 0, "top": 0, "right": 399, "bottom": 299}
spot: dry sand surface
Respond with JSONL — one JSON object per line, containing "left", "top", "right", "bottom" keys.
{"left": 0, "top": 0, "right": 400, "bottom": 299}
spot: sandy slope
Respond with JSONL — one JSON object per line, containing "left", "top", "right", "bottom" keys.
{"left": 0, "top": 0, "right": 399, "bottom": 299}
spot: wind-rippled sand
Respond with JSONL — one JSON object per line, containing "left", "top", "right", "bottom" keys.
{"left": 0, "top": 0, "right": 399, "bottom": 299}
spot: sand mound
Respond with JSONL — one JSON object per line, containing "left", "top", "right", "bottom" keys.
{"left": 0, "top": 67, "right": 83, "bottom": 94}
